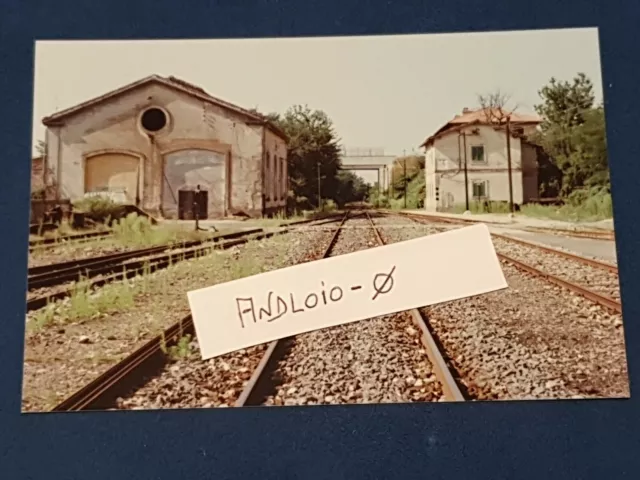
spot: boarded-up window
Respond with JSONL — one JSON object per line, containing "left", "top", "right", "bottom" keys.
{"left": 270, "top": 152, "right": 275, "bottom": 201}
{"left": 275, "top": 155, "right": 281, "bottom": 201}
{"left": 266, "top": 152, "right": 272, "bottom": 201}
{"left": 281, "top": 157, "right": 286, "bottom": 199}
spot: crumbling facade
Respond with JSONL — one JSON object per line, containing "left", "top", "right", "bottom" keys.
{"left": 42, "top": 75, "right": 288, "bottom": 219}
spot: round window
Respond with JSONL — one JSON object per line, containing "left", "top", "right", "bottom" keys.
{"left": 140, "top": 107, "right": 167, "bottom": 132}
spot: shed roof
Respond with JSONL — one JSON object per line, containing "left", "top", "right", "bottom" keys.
{"left": 41, "top": 74, "right": 287, "bottom": 141}
{"left": 420, "top": 107, "right": 541, "bottom": 148}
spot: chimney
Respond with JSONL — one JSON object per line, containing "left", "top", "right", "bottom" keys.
{"left": 462, "top": 107, "right": 471, "bottom": 114}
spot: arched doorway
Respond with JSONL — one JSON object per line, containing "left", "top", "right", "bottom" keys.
{"left": 162, "top": 149, "right": 227, "bottom": 219}
{"left": 84, "top": 152, "right": 142, "bottom": 204}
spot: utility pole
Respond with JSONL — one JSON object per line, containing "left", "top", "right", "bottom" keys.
{"left": 317, "top": 160, "right": 322, "bottom": 211}
{"left": 505, "top": 115, "right": 514, "bottom": 213}
{"left": 462, "top": 131, "right": 469, "bottom": 211}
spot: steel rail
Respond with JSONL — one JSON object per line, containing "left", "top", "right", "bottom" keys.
{"left": 51, "top": 213, "right": 349, "bottom": 411}
{"left": 522, "top": 226, "right": 614, "bottom": 241}
{"left": 29, "top": 215, "right": 347, "bottom": 294}
{"left": 29, "top": 230, "right": 113, "bottom": 248}
{"left": 27, "top": 231, "right": 280, "bottom": 313}
{"left": 399, "top": 213, "right": 622, "bottom": 315}
{"left": 236, "top": 210, "right": 465, "bottom": 406}
{"left": 27, "top": 228, "right": 263, "bottom": 287}
{"left": 489, "top": 232, "right": 618, "bottom": 273}
{"left": 392, "top": 211, "right": 615, "bottom": 241}
{"left": 235, "top": 211, "right": 352, "bottom": 407}
{"left": 364, "top": 212, "right": 465, "bottom": 402}
{"left": 395, "top": 211, "right": 618, "bottom": 273}
{"left": 496, "top": 253, "right": 622, "bottom": 314}
{"left": 29, "top": 214, "right": 346, "bottom": 278}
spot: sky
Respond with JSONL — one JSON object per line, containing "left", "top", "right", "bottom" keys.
{"left": 32, "top": 27, "right": 604, "bottom": 184}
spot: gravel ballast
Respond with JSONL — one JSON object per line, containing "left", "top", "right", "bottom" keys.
{"left": 22, "top": 228, "right": 337, "bottom": 412}
{"left": 371, "top": 213, "right": 629, "bottom": 401}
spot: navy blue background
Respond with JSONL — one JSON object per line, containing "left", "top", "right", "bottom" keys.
{"left": 1, "top": 1, "right": 639, "bottom": 478}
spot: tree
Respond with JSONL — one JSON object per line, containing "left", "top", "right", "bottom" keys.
{"left": 268, "top": 105, "right": 342, "bottom": 210}
{"left": 477, "top": 88, "right": 519, "bottom": 124}
{"left": 334, "top": 170, "right": 368, "bottom": 207}
{"left": 533, "top": 73, "right": 608, "bottom": 195}
{"left": 36, "top": 140, "right": 46, "bottom": 156}
{"left": 389, "top": 155, "right": 424, "bottom": 199}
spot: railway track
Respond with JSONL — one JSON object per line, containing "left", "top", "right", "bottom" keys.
{"left": 395, "top": 212, "right": 622, "bottom": 314}
{"left": 27, "top": 228, "right": 263, "bottom": 289}
{"left": 27, "top": 229, "right": 266, "bottom": 312}
{"left": 391, "top": 211, "right": 615, "bottom": 241}
{"left": 27, "top": 215, "right": 347, "bottom": 313}
{"left": 523, "top": 225, "right": 614, "bottom": 241}
{"left": 49, "top": 208, "right": 627, "bottom": 411}
{"left": 53, "top": 211, "right": 464, "bottom": 411}
{"left": 236, "top": 211, "right": 463, "bottom": 407}
{"left": 370, "top": 212, "right": 628, "bottom": 400}
{"left": 29, "top": 230, "right": 113, "bottom": 249}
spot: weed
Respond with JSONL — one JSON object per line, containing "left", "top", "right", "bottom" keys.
{"left": 30, "top": 304, "right": 57, "bottom": 330}
{"left": 111, "top": 213, "right": 211, "bottom": 247}
{"left": 168, "top": 334, "right": 193, "bottom": 360}
{"left": 73, "top": 197, "right": 126, "bottom": 224}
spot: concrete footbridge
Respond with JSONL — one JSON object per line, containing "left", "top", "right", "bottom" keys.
{"left": 339, "top": 147, "right": 397, "bottom": 190}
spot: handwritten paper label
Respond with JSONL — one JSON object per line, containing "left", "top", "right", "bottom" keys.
{"left": 187, "top": 223, "right": 507, "bottom": 360}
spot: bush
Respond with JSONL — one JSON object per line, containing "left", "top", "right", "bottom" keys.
{"left": 73, "top": 196, "right": 126, "bottom": 225}
{"left": 372, "top": 195, "right": 390, "bottom": 208}
{"left": 322, "top": 199, "right": 337, "bottom": 212}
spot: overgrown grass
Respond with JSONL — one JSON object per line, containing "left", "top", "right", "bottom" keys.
{"left": 519, "top": 192, "right": 613, "bottom": 222}
{"left": 73, "top": 197, "right": 126, "bottom": 224}
{"left": 446, "top": 188, "right": 613, "bottom": 222}
{"left": 29, "top": 276, "right": 136, "bottom": 330}
{"left": 112, "top": 213, "right": 210, "bottom": 247}
{"left": 29, "top": 215, "right": 220, "bottom": 265}
{"left": 450, "top": 201, "right": 513, "bottom": 214}
{"left": 27, "top": 232, "right": 291, "bottom": 332}
{"left": 386, "top": 174, "right": 425, "bottom": 210}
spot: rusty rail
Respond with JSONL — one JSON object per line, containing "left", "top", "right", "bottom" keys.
{"left": 395, "top": 211, "right": 618, "bottom": 273}
{"left": 237, "top": 210, "right": 465, "bottom": 406}
{"left": 235, "top": 211, "right": 351, "bottom": 407}
{"left": 29, "top": 230, "right": 113, "bottom": 249}
{"left": 393, "top": 211, "right": 615, "bottom": 241}
{"left": 51, "top": 213, "right": 349, "bottom": 411}
{"left": 399, "top": 212, "right": 622, "bottom": 315}
{"left": 365, "top": 212, "right": 465, "bottom": 402}
{"left": 497, "top": 253, "right": 622, "bottom": 314}
{"left": 490, "top": 232, "right": 618, "bottom": 273}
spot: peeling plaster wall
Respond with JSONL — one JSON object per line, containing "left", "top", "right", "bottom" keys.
{"left": 46, "top": 82, "right": 283, "bottom": 218}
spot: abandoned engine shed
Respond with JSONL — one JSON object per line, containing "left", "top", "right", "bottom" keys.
{"left": 41, "top": 74, "right": 288, "bottom": 219}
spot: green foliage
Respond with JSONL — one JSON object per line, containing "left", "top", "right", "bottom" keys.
{"left": 265, "top": 104, "right": 366, "bottom": 212}
{"left": 111, "top": 213, "right": 208, "bottom": 247}
{"left": 73, "top": 196, "right": 126, "bottom": 224}
{"left": 36, "top": 140, "right": 47, "bottom": 157}
{"left": 168, "top": 334, "right": 194, "bottom": 361}
{"left": 334, "top": 170, "right": 368, "bottom": 207}
{"left": 520, "top": 187, "right": 612, "bottom": 222}
{"left": 268, "top": 105, "right": 341, "bottom": 209}
{"left": 389, "top": 155, "right": 425, "bottom": 195}
{"left": 452, "top": 201, "right": 512, "bottom": 214}
{"left": 385, "top": 155, "right": 425, "bottom": 209}
{"left": 533, "top": 73, "right": 609, "bottom": 196}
